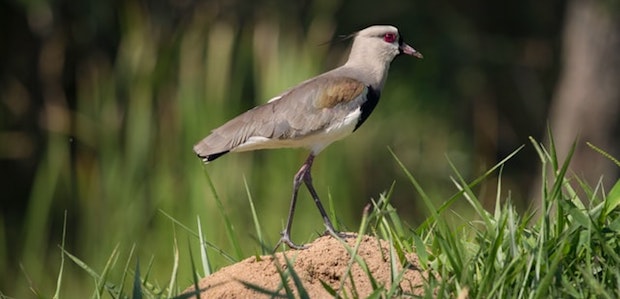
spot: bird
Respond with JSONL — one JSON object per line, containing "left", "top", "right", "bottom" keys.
{"left": 193, "top": 25, "right": 422, "bottom": 250}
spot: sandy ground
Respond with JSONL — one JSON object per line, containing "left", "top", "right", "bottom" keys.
{"left": 182, "top": 233, "right": 428, "bottom": 298}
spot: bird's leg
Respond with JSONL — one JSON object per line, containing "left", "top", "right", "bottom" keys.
{"left": 276, "top": 155, "right": 312, "bottom": 251}
{"left": 301, "top": 155, "right": 341, "bottom": 237}
{"left": 275, "top": 153, "right": 343, "bottom": 251}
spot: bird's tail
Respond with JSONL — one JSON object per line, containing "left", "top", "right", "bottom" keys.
{"left": 194, "top": 150, "right": 229, "bottom": 164}
{"left": 193, "top": 139, "right": 230, "bottom": 164}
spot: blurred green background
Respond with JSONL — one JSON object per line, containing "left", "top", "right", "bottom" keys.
{"left": 1, "top": 0, "right": 618, "bottom": 297}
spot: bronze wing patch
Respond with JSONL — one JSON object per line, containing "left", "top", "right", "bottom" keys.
{"left": 316, "top": 78, "right": 366, "bottom": 109}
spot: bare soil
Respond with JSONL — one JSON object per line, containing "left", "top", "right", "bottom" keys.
{"left": 182, "top": 233, "right": 428, "bottom": 298}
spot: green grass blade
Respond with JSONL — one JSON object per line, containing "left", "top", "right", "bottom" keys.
{"left": 604, "top": 179, "right": 620, "bottom": 217}
{"left": 187, "top": 238, "right": 202, "bottom": 299}
{"left": 389, "top": 147, "right": 439, "bottom": 221}
{"left": 166, "top": 233, "right": 180, "bottom": 298}
{"left": 578, "top": 266, "right": 613, "bottom": 299}
{"left": 336, "top": 205, "right": 379, "bottom": 297}
{"left": 140, "top": 255, "right": 155, "bottom": 295}
{"left": 196, "top": 216, "right": 212, "bottom": 276}
{"left": 547, "top": 126, "right": 559, "bottom": 171}
{"left": 494, "top": 166, "right": 504, "bottom": 220}
{"left": 200, "top": 166, "right": 243, "bottom": 259}
{"left": 411, "top": 232, "right": 428, "bottom": 268}
{"left": 319, "top": 279, "right": 338, "bottom": 297}
{"left": 273, "top": 257, "right": 295, "bottom": 297}
{"left": 96, "top": 244, "right": 120, "bottom": 297}
{"left": 62, "top": 248, "right": 101, "bottom": 283}
{"left": 386, "top": 232, "right": 403, "bottom": 295}
{"left": 53, "top": 211, "right": 67, "bottom": 299}
{"left": 118, "top": 244, "right": 137, "bottom": 299}
{"left": 159, "top": 209, "right": 236, "bottom": 263}
{"left": 417, "top": 145, "right": 524, "bottom": 230}
{"left": 328, "top": 188, "right": 339, "bottom": 232}
{"left": 533, "top": 237, "right": 567, "bottom": 299}
{"left": 282, "top": 254, "right": 309, "bottom": 299}
{"left": 243, "top": 176, "right": 265, "bottom": 255}
{"left": 238, "top": 280, "right": 286, "bottom": 298}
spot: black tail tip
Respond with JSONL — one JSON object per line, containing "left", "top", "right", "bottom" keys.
{"left": 196, "top": 151, "right": 229, "bottom": 164}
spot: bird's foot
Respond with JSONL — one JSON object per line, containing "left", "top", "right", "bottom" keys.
{"left": 321, "top": 221, "right": 356, "bottom": 240}
{"left": 322, "top": 229, "right": 354, "bottom": 240}
{"left": 273, "top": 231, "right": 308, "bottom": 252}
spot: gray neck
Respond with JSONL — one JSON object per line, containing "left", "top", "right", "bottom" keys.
{"left": 342, "top": 42, "right": 394, "bottom": 91}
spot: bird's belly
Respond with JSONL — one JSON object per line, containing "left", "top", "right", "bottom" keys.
{"left": 232, "top": 108, "right": 361, "bottom": 154}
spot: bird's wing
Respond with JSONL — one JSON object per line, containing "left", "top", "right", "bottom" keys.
{"left": 271, "top": 76, "right": 370, "bottom": 137}
{"left": 193, "top": 76, "right": 371, "bottom": 160}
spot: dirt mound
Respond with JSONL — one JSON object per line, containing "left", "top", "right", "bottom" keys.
{"left": 182, "top": 233, "right": 428, "bottom": 298}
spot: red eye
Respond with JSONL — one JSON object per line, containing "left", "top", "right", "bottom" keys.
{"left": 383, "top": 33, "right": 397, "bottom": 43}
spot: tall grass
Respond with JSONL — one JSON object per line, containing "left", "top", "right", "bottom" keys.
{"left": 414, "top": 139, "right": 620, "bottom": 298}
{"left": 33, "top": 137, "right": 620, "bottom": 298}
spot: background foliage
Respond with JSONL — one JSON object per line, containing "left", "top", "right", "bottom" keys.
{"left": 1, "top": 0, "right": 618, "bottom": 297}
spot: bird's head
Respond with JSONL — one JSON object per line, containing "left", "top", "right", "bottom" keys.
{"left": 348, "top": 25, "right": 423, "bottom": 65}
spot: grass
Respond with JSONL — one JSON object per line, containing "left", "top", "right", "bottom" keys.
{"left": 27, "top": 137, "right": 620, "bottom": 298}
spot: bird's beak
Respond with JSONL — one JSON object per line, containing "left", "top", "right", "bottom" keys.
{"left": 400, "top": 43, "right": 423, "bottom": 59}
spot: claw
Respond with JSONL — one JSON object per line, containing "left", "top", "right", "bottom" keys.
{"left": 273, "top": 231, "right": 308, "bottom": 252}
